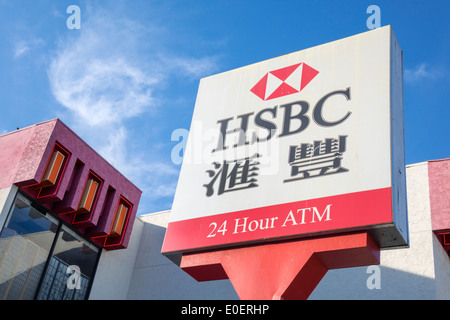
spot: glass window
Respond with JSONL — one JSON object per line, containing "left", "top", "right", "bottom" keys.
{"left": 0, "top": 192, "right": 101, "bottom": 300}
{"left": 0, "top": 194, "right": 58, "bottom": 300}
{"left": 36, "top": 225, "right": 99, "bottom": 300}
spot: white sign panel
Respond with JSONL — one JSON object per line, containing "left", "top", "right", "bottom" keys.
{"left": 163, "top": 26, "right": 408, "bottom": 255}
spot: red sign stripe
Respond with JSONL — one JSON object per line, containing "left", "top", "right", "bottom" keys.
{"left": 162, "top": 187, "right": 392, "bottom": 254}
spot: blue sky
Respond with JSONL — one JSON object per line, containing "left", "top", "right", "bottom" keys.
{"left": 0, "top": 0, "right": 449, "bottom": 214}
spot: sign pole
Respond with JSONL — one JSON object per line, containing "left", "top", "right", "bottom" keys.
{"left": 180, "top": 231, "right": 380, "bottom": 300}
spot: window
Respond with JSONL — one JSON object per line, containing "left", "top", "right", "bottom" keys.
{"left": 0, "top": 192, "right": 101, "bottom": 300}
{"left": 111, "top": 200, "right": 130, "bottom": 237}
{"left": 31, "top": 143, "right": 70, "bottom": 193}
{"left": 41, "top": 151, "right": 65, "bottom": 188}
{"left": 443, "top": 233, "right": 450, "bottom": 246}
{"left": 78, "top": 178, "right": 100, "bottom": 213}
{"left": 36, "top": 225, "right": 99, "bottom": 300}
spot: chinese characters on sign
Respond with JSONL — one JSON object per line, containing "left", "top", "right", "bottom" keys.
{"left": 284, "top": 135, "right": 348, "bottom": 183}
{"left": 204, "top": 154, "right": 261, "bottom": 197}
{"left": 204, "top": 136, "right": 349, "bottom": 197}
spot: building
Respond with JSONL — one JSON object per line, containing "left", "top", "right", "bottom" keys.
{"left": 0, "top": 119, "right": 449, "bottom": 300}
{"left": 0, "top": 119, "right": 141, "bottom": 300}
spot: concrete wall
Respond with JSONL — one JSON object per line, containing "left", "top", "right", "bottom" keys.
{"left": 0, "top": 186, "right": 18, "bottom": 232}
{"left": 89, "top": 217, "right": 144, "bottom": 299}
{"left": 91, "top": 211, "right": 238, "bottom": 300}
{"left": 89, "top": 161, "right": 450, "bottom": 300}
{"left": 310, "top": 162, "right": 440, "bottom": 299}
{"left": 126, "top": 211, "right": 238, "bottom": 300}
{"left": 433, "top": 234, "right": 450, "bottom": 299}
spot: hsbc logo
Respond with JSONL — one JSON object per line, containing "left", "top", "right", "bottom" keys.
{"left": 250, "top": 63, "right": 319, "bottom": 101}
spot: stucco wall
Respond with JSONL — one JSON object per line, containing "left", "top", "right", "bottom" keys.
{"left": 0, "top": 186, "right": 18, "bottom": 232}
{"left": 311, "top": 162, "right": 437, "bottom": 299}
{"left": 89, "top": 217, "right": 145, "bottom": 299}
{"left": 126, "top": 211, "right": 238, "bottom": 299}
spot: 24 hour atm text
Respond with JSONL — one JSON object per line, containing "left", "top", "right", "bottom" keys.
{"left": 207, "top": 204, "right": 332, "bottom": 237}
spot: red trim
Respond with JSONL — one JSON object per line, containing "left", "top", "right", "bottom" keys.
{"left": 72, "top": 170, "right": 103, "bottom": 225}
{"left": 441, "top": 232, "right": 450, "bottom": 246}
{"left": 104, "top": 196, "right": 133, "bottom": 248}
{"left": 162, "top": 187, "right": 393, "bottom": 254}
{"left": 90, "top": 195, "right": 133, "bottom": 249}
{"left": 22, "top": 142, "right": 71, "bottom": 191}
{"left": 37, "top": 143, "right": 71, "bottom": 199}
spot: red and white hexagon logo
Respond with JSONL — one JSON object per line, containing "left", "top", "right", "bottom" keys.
{"left": 250, "top": 63, "right": 319, "bottom": 101}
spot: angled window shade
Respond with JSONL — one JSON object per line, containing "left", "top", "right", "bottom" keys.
{"left": 78, "top": 178, "right": 100, "bottom": 213}
{"left": 110, "top": 201, "right": 130, "bottom": 236}
{"left": 443, "top": 233, "right": 450, "bottom": 246}
{"left": 41, "top": 151, "right": 65, "bottom": 187}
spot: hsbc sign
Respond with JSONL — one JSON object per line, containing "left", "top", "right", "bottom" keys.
{"left": 162, "top": 26, "right": 408, "bottom": 256}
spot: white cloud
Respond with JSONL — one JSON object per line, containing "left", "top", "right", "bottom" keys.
{"left": 48, "top": 14, "right": 159, "bottom": 127}
{"left": 48, "top": 7, "right": 218, "bottom": 128}
{"left": 13, "top": 38, "right": 44, "bottom": 58}
{"left": 47, "top": 6, "right": 217, "bottom": 213}
{"left": 14, "top": 42, "right": 29, "bottom": 58}
{"left": 159, "top": 54, "right": 219, "bottom": 80}
{"left": 404, "top": 63, "right": 444, "bottom": 83}
{"left": 49, "top": 56, "right": 156, "bottom": 126}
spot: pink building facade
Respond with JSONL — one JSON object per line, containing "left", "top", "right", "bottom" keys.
{"left": 0, "top": 119, "right": 141, "bottom": 300}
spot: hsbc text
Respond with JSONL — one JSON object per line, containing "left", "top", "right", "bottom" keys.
{"left": 213, "top": 88, "right": 352, "bottom": 152}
